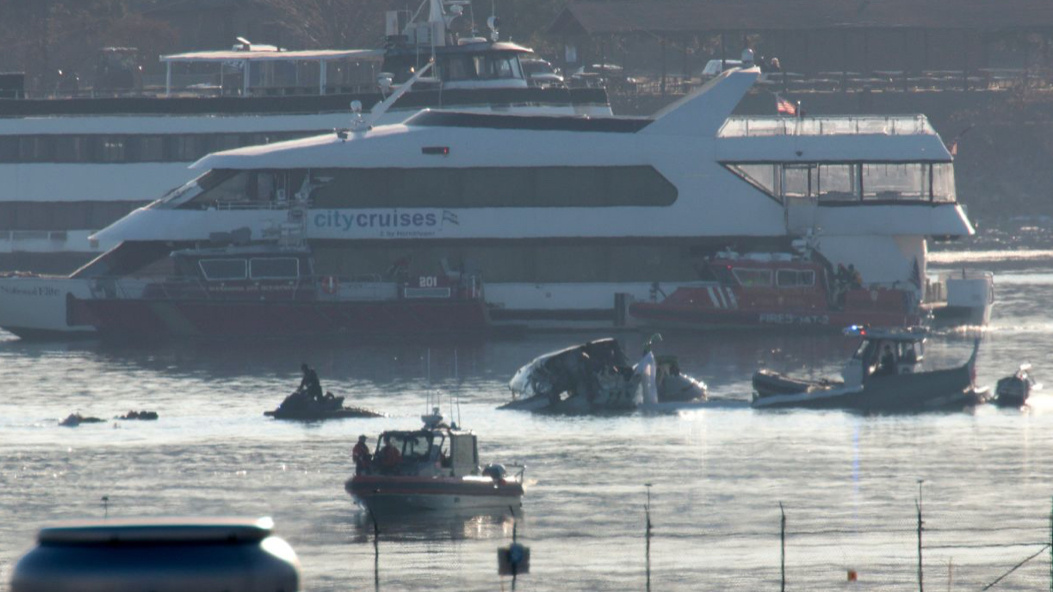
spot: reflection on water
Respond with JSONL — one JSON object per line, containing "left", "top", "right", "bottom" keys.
{"left": 349, "top": 510, "right": 518, "bottom": 544}
{"left": 3, "top": 255, "right": 1053, "bottom": 591}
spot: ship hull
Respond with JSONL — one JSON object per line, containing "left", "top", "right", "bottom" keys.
{"left": 346, "top": 475, "right": 524, "bottom": 513}
{"left": 752, "top": 364, "right": 985, "bottom": 412}
{"left": 68, "top": 297, "right": 491, "bottom": 340}
{"left": 630, "top": 302, "right": 920, "bottom": 331}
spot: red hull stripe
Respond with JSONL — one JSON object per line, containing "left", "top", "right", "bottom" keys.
{"left": 350, "top": 477, "right": 522, "bottom": 498}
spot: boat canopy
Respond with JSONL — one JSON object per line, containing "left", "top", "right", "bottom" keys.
{"left": 160, "top": 49, "right": 384, "bottom": 64}
{"left": 159, "top": 47, "right": 384, "bottom": 97}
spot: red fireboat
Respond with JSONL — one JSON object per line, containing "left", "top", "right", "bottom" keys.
{"left": 629, "top": 250, "right": 922, "bottom": 330}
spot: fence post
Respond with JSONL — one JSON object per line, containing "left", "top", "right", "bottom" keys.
{"left": 645, "top": 483, "right": 653, "bottom": 592}
{"left": 917, "top": 480, "right": 925, "bottom": 592}
{"left": 780, "top": 502, "right": 786, "bottom": 592}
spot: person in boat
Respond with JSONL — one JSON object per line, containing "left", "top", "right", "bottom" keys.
{"left": 352, "top": 435, "right": 372, "bottom": 475}
{"left": 878, "top": 344, "right": 897, "bottom": 376}
{"left": 833, "top": 264, "right": 849, "bottom": 308}
{"left": 379, "top": 438, "right": 402, "bottom": 472}
{"left": 848, "top": 264, "right": 863, "bottom": 289}
{"left": 299, "top": 363, "right": 323, "bottom": 402}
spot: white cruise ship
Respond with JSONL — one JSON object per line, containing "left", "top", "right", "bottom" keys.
{"left": 0, "top": 0, "right": 610, "bottom": 270}
{"left": 0, "top": 66, "right": 975, "bottom": 337}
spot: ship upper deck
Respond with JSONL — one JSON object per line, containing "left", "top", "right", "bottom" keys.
{"left": 719, "top": 115, "right": 936, "bottom": 138}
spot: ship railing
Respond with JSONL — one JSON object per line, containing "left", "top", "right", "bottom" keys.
{"left": 924, "top": 270, "right": 995, "bottom": 306}
{"left": 210, "top": 201, "right": 309, "bottom": 211}
{"left": 719, "top": 115, "right": 935, "bottom": 138}
{"left": 90, "top": 272, "right": 486, "bottom": 302}
{"left": 504, "top": 463, "right": 527, "bottom": 484}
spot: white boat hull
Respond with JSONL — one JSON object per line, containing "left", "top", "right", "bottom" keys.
{"left": 0, "top": 276, "right": 93, "bottom": 338}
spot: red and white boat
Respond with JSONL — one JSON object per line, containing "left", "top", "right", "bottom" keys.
{"left": 629, "top": 249, "right": 922, "bottom": 330}
{"left": 346, "top": 409, "right": 525, "bottom": 514}
{"left": 66, "top": 243, "right": 489, "bottom": 340}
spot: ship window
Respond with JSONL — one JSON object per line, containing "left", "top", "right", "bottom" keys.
{"left": 199, "top": 258, "right": 247, "bottom": 281}
{"left": 0, "top": 137, "right": 16, "bottom": 161}
{"left": 724, "top": 164, "right": 777, "bottom": 198}
{"left": 96, "top": 136, "right": 126, "bottom": 163}
{"left": 167, "top": 135, "right": 202, "bottom": 161}
{"left": 307, "top": 166, "right": 677, "bottom": 208}
{"left": 861, "top": 163, "right": 926, "bottom": 201}
{"left": 54, "top": 136, "right": 91, "bottom": 162}
{"left": 211, "top": 133, "right": 242, "bottom": 152}
{"left": 932, "top": 163, "right": 956, "bottom": 203}
{"left": 131, "top": 136, "right": 165, "bottom": 162}
{"left": 472, "top": 54, "right": 522, "bottom": 80}
{"left": 249, "top": 257, "right": 300, "bottom": 279}
{"left": 19, "top": 136, "right": 53, "bottom": 162}
{"left": 732, "top": 268, "right": 772, "bottom": 287}
{"left": 782, "top": 164, "right": 814, "bottom": 198}
{"left": 183, "top": 170, "right": 285, "bottom": 208}
{"left": 401, "top": 434, "right": 432, "bottom": 460}
{"left": 193, "top": 170, "right": 251, "bottom": 207}
{"left": 443, "top": 56, "right": 473, "bottom": 81}
{"left": 776, "top": 269, "right": 815, "bottom": 287}
{"left": 817, "top": 164, "right": 857, "bottom": 202}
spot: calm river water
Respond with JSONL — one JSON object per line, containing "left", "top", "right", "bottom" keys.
{"left": 2, "top": 248, "right": 1053, "bottom": 591}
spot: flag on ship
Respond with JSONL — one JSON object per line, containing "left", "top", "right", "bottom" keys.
{"left": 775, "top": 94, "right": 797, "bottom": 116}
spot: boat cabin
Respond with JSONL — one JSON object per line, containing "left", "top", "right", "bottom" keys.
{"left": 369, "top": 424, "right": 479, "bottom": 478}
{"left": 384, "top": 41, "right": 534, "bottom": 90}
{"left": 841, "top": 326, "right": 925, "bottom": 387}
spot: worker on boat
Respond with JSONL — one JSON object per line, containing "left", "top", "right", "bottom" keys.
{"left": 379, "top": 438, "right": 402, "bottom": 472}
{"left": 352, "top": 435, "right": 372, "bottom": 475}
{"left": 848, "top": 264, "right": 863, "bottom": 289}
{"left": 878, "top": 344, "right": 897, "bottom": 375}
{"left": 299, "top": 363, "right": 323, "bottom": 402}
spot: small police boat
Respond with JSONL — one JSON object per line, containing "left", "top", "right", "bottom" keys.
{"left": 345, "top": 409, "right": 524, "bottom": 514}
{"left": 995, "top": 364, "right": 1037, "bottom": 407}
{"left": 752, "top": 326, "right": 988, "bottom": 412}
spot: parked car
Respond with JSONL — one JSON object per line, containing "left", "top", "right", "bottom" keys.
{"left": 569, "top": 63, "right": 636, "bottom": 91}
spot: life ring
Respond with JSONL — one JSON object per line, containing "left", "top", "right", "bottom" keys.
{"left": 321, "top": 276, "right": 339, "bottom": 295}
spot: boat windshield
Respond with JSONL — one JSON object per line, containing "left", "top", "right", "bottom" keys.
{"left": 153, "top": 171, "right": 210, "bottom": 207}
{"left": 377, "top": 431, "right": 443, "bottom": 463}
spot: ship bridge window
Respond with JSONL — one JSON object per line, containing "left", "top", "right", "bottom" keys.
{"left": 249, "top": 257, "right": 300, "bottom": 280}
{"left": 725, "top": 164, "right": 777, "bottom": 196}
{"left": 401, "top": 434, "right": 433, "bottom": 461}
{"left": 782, "top": 164, "right": 815, "bottom": 198}
{"left": 732, "top": 268, "right": 772, "bottom": 287}
{"left": 776, "top": 269, "right": 815, "bottom": 288}
{"left": 307, "top": 166, "right": 677, "bottom": 208}
{"left": 861, "top": 163, "right": 927, "bottom": 201}
{"left": 181, "top": 169, "right": 302, "bottom": 209}
{"left": 724, "top": 161, "right": 955, "bottom": 204}
{"left": 931, "top": 163, "right": 956, "bottom": 203}
{"left": 817, "top": 164, "right": 857, "bottom": 202}
{"left": 199, "top": 258, "right": 247, "bottom": 281}
{"left": 473, "top": 54, "right": 522, "bottom": 80}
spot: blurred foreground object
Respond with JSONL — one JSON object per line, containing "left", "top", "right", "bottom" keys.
{"left": 11, "top": 516, "right": 300, "bottom": 592}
